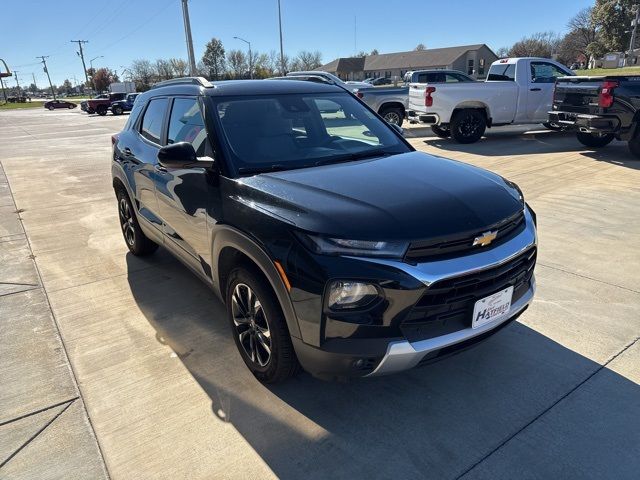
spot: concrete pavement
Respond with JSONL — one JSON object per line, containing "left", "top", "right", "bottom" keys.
{"left": 0, "top": 108, "right": 638, "bottom": 479}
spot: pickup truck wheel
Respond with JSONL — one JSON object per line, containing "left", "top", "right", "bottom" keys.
{"left": 116, "top": 189, "right": 159, "bottom": 256}
{"left": 628, "top": 132, "right": 640, "bottom": 159}
{"left": 112, "top": 105, "right": 123, "bottom": 115}
{"left": 576, "top": 131, "right": 614, "bottom": 148}
{"left": 431, "top": 125, "right": 451, "bottom": 138}
{"left": 226, "top": 267, "right": 299, "bottom": 384}
{"left": 380, "top": 107, "right": 404, "bottom": 127}
{"left": 96, "top": 105, "right": 108, "bottom": 116}
{"left": 450, "top": 109, "right": 486, "bottom": 144}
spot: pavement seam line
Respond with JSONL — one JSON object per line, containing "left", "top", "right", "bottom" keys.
{"left": 0, "top": 161, "right": 112, "bottom": 480}
{"left": 0, "top": 397, "right": 78, "bottom": 427}
{"left": 0, "top": 399, "right": 76, "bottom": 469}
{"left": 537, "top": 262, "right": 640, "bottom": 295}
{"left": 456, "top": 335, "right": 640, "bottom": 479}
{"left": 0, "top": 287, "right": 41, "bottom": 298}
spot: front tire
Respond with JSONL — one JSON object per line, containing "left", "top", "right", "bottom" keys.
{"left": 116, "top": 189, "right": 158, "bottom": 256}
{"left": 48, "top": 105, "right": 55, "bottom": 111}
{"left": 431, "top": 124, "right": 451, "bottom": 138}
{"left": 379, "top": 106, "right": 404, "bottom": 127}
{"left": 226, "top": 267, "right": 299, "bottom": 383}
{"left": 112, "top": 105, "right": 123, "bottom": 115}
{"left": 450, "top": 109, "right": 486, "bottom": 144}
{"left": 576, "top": 131, "right": 614, "bottom": 148}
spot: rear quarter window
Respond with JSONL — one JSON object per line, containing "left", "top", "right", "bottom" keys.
{"left": 487, "top": 63, "right": 516, "bottom": 81}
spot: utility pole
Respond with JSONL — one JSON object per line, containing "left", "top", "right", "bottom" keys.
{"left": 181, "top": 0, "right": 197, "bottom": 76}
{"left": 277, "top": 0, "right": 285, "bottom": 74}
{"left": 37, "top": 56, "right": 56, "bottom": 101}
{"left": 13, "top": 71, "right": 20, "bottom": 98}
{"left": 31, "top": 72, "right": 37, "bottom": 93}
{"left": 626, "top": 6, "right": 640, "bottom": 66}
{"left": 71, "top": 40, "right": 89, "bottom": 85}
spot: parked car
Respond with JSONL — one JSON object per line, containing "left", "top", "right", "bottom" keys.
{"left": 110, "top": 93, "right": 139, "bottom": 115}
{"left": 286, "top": 71, "right": 372, "bottom": 92}
{"left": 355, "top": 86, "right": 409, "bottom": 126}
{"left": 549, "top": 75, "right": 640, "bottom": 158}
{"left": 369, "top": 77, "right": 393, "bottom": 86}
{"left": 404, "top": 69, "right": 475, "bottom": 84}
{"left": 44, "top": 100, "right": 77, "bottom": 110}
{"left": 408, "top": 58, "right": 574, "bottom": 143}
{"left": 81, "top": 92, "right": 126, "bottom": 115}
{"left": 111, "top": 77, "right": 537, "bottom": 383}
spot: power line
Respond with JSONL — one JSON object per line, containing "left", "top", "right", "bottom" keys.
{"left": 70, "top": 40, "right": 90, "bottom": 86}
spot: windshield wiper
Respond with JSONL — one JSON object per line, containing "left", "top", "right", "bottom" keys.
{"left": 314, "top": 149, "right": 395, "bottom": 167}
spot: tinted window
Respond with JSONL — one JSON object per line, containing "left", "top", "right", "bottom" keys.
{"left": 487, "top": 63, "right": 516, "bottom": 81}
{"left": 167, "top": 98, "right": 207, "bottom": 156}
{"left": 530, "top": 62, "right": 568, "bottom": 83}
{"left": 140, "top": 98, "right": 168, "bottom": 144}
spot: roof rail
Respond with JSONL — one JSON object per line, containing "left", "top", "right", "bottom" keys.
{"left": 151, "top": 77, "right": 214, "bottom": 89}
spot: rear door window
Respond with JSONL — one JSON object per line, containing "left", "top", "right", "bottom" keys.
{"left": 140, "top": 98, "right": 168, "bottom": 144}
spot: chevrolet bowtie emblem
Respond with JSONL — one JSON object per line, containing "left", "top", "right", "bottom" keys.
{"left": 473, "top": 230, "right": 498, "bottom": 247}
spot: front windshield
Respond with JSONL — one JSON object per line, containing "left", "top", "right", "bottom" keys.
{"left": 213, "top": 92, "right": 409, "bottom": 174}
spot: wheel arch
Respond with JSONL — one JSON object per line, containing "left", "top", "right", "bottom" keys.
{"left": 212, "top": 227, "right": 301, "bottom": 340}
{"left": 452, "top": 102, "right": 491, "bottom": 125}
{"left": 378, "top": 101, "right": 405, "bottom": 115}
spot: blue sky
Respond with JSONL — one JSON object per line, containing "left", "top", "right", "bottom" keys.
{"left": 3, "top": 0, "right": 594, "bottom": 86}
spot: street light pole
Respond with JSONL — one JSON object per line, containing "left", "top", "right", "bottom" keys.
{"left": 234, "top": 36, "right": 252, "bottom": 79}
{"left": 277, "top": 0, "right": 285, "bottom": 74}
{"left": 181, "top": 0, "right": 197, "bottom": 75}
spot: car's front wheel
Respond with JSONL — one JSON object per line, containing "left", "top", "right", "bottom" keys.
{"left": 48, "top": 105, "right": 55, "bottom": 111}
{"left": 116, "top": 189, "right": 159, "bottom": 256}
{"left": 576, "top": 131, "right": 614, "bottom": 148}
{"left": 226, "top": 266, "right": 299, "bottom": 383}
{"left": 112, "top": 105, "right": 123, "bottom": 115}
{"left": 450, "top": 109, "right": 486, "bottom": 144}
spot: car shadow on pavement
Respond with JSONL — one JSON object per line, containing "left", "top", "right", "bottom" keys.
{"left": 125, "top": 253, "right": 640, "bottom": 479}
{"left": 423, "top": 130, "right": 640, "bottom": 170}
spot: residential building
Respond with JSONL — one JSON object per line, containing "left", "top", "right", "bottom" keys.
{"left": 321, "top": 44, "right": 498, "bottom": 81}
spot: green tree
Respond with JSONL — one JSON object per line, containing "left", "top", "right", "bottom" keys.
{"left": 415, "top": 43, "right": 426, "bottom": 51}
{"left": 202, "top": 38, "right": 226, "bottom": 80}
{"left": 591, "top": 0, "right": 635, "bottom": 52}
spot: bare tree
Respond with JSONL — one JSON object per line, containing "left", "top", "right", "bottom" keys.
{"left": 130, "top": 59, "right": 156, "bottom": 90}
{"left": 561, "top": 7, "right": 598, "bottom": 61}
{"left": 415, "top": 43, "right": 426, "bottom": 51}
{"left": 227, "top": 49, "right": 248, "bottom": 78}
{"left": 295, "top": 50, "right": 322, "bottom": 70}
{"left": 508, "top": 32, "right": 562, "bottom": 59}
{"left": 155, "top": 59, "right": 173, "bottom": 81}
{"left": 169, "top": 58, "right": 188, "bottom": 77}
{"left": 370, "top": 49, "right": 379, "bottom": 55}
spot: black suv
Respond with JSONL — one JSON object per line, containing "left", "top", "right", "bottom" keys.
{"left": 112, "top": 77, "right": 537, "bottom": 383}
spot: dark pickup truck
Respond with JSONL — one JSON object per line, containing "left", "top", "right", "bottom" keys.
{"left": 549, "top": 76, "right": 640, "bottom": 158}
{"left": 81, "top": 92, "right": 126, "bottom": 116}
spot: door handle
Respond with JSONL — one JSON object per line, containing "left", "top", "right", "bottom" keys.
{"left": 530, "top": 88, "right": 542, "bottom": 91}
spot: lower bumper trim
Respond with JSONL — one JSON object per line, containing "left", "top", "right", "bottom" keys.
{"left": 366, "top": 277, "right": 535, "bottom": 376}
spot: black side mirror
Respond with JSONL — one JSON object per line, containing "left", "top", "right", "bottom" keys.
{"left": 157, "top": 142, "right": 215, "bottom": 169}
{"left": 390, "top": 123, "right": 404, "bottom": 136}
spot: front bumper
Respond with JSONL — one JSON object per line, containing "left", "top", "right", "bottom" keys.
{"left": 291, "top": 207, "right": 538, "bottom": 379}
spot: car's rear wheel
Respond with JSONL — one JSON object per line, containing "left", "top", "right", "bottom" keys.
{"left": 576, "top": 131, "right": 614, "bottom": 148}
{"left": 225, "top": 266, "right": 299, "bottom": 383}
{"left": 431, "top": 125, "right": 451, "bottom": 138}
{"left": 68, "top": 104, "right": 74, "bottom": 109}
{"left": 450, "top": 109, "right": 486, "bottom": 144}
{"left": 96, "top": 105, "right": 108, "bottom": 116}
{"left": 379, "top": 106, "right": 404, "bottom": 127}
{"left": 112, "top": 105, "right": 123, "bottom": 115}
{"left": 116, "top": 188, "right": 158, "bottom": 256}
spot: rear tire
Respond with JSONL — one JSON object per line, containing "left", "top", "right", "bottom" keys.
{"left": 576, "top": 131, "right": 614, "bottom": 148}
{"left": 225, "top": 266, "right": 299, "bottom": 383}
{"left": 627, "top": 130, "right": 640, "bottom": 160}
{"left": 379, "top": 106, "right": 404, "bottom": 127}
{"left": 68, "top": 104, "right": 74, "bottom": 109}
{"left": 450, "top": 109, "right": 486, "bottom": 144}
{"left": 431, "top": 124, "right": 451, "bottom": 138}
{"left": 96, "top": 105, "right": 108, "bottom": 116}
{"left": 116, "top": 188, "right": 158, "bottom": 256}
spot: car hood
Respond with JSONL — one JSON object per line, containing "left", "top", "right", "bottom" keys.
{"left": 233, "top": 151, "right": 524, "bottom": 241}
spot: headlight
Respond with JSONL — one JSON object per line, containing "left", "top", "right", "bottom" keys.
{"left": 327, "top": 281, "right": 379, "bottom": 310}
{"left": 502, "top": 177, "right": 524, "bottom": 204}
{"left": 297, "top": 233, "right": 408, "bottom": 258}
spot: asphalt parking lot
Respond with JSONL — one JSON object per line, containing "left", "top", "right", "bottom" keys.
{"left": 1, "top": 108, "right": 639, "bottom": 479}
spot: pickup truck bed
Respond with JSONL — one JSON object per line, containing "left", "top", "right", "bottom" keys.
{"left": 549, "top": 76, "right": 640, "bottom": 158}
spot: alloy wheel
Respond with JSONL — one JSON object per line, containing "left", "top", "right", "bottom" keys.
{"left": 118, "top": 197, "right": 136, "bottom": 246}
{"left": 458, "top": 113, "right": 481, "bottom": 137}
{"left": 384, "top": 111, "right": 401, "bottom": 125}
{"left": 231, "top": 283, "right": 272, "bottom": 367}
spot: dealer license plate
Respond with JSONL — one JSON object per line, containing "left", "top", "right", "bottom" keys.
{"left": 472, "top": 286, "right": 514, "bottom": 329}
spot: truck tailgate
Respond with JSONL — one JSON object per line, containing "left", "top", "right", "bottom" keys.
{"left": 553, "top": 77, "right": 604, "bottom": 114}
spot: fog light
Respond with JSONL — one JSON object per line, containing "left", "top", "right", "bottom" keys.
{"left": 327, "top": 281, "right": 378, "bottom": 310}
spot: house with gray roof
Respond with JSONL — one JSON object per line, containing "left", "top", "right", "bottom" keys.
{"left": 321, "top": 44, "right": 498, "bottom": 81}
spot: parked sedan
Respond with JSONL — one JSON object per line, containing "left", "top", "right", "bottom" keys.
{"left": 44, "top": 100, "right": 77, "bottom": 110}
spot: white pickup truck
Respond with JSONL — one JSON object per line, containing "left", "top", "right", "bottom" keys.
{"left": 407, "top": 57, "right": 574, "bottom": 143}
